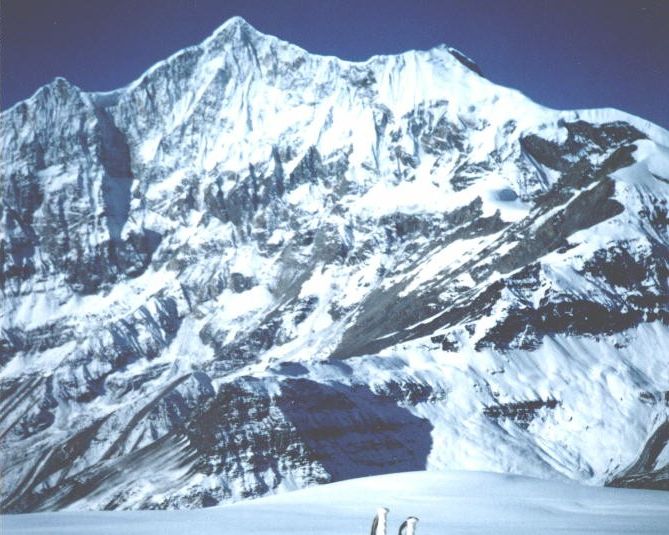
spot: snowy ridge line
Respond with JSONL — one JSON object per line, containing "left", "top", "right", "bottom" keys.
{"left": 2, "top": 15, "right": 668, "bottom": 145}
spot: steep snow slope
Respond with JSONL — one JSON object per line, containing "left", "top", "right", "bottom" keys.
{"left": 4, "top": 471, "right": 669, "bottom": 534}
{"left": 1, "top": 16, "right": 668, "bottom": 511}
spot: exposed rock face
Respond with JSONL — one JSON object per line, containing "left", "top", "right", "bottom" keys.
{"left": 2, "top": 16, "right": 669, "bottom": 511}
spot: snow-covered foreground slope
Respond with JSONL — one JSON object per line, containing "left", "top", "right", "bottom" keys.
{"left": 2, "top": 16, "right": 669, "bottom": 511}
{"left": 4, "top": 471, "right": 669, "bottom": 535}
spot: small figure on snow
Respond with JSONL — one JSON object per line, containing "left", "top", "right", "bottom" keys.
{"left": 398, "top": 516, "right": 419, "bottom": 535}
{"left": 370, "top": 506, "right": 390, "bottom": 535}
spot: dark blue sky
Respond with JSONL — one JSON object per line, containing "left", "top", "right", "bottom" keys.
{"left": 2, "top": 0, "right": 668, "bottom": 128}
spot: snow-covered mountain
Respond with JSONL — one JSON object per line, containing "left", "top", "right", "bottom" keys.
{"left": 1, "top": 16, "right": 668, "bottom": 512}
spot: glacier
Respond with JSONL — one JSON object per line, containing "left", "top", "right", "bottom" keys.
{"left": 1, "top": 15, "right": 668, "bottom": 512}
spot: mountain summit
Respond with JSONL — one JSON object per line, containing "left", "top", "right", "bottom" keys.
{"left": 1, "top": 17, "right": 669, "bottom": 511}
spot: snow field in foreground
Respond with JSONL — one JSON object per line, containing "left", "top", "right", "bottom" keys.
{"left": 4, "top": 470, "right": 669, "bottom": 534}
